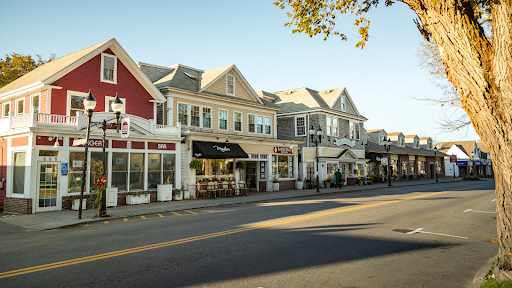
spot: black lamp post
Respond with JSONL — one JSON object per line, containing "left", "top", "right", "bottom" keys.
{"left": 383, "top": 138, "right": 393, "bottom": 187}
{"left": 309, "top": 126, "right": 323, "bottom": 193}
{"left": 78, "top": 90, "right": 97, "bottom": 219}
{"left": 434, "top": 147, "right": 438, "bottom": 182}
{"left": 99, "top": 94, "right": 124, "bottom": 216}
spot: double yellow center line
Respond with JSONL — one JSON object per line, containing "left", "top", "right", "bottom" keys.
{"left": 0, "top": 190, "right": 454, "bottom": 279}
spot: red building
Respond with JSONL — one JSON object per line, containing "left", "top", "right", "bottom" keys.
{"left": 0, "top": 39, "right": 182, "bottom": 214}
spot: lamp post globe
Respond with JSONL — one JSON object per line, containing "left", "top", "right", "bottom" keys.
{"left": 111, "top": 93, "right": 124, "bottom": 113}
{"left": 83, "top": 90, "right": 97, "bottom": 112}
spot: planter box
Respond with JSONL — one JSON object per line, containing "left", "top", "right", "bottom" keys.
{"left": 272, "top": 183, "right": 280, "bottom": 192}
{"left": 184, "top": 190, "right": 190, "bottom": 199}
{"left": 71, "top": 199, "right": 87, "bottom": 211}
{"left": 106, "top": 187, "right": 118, "bottom": 207}
{"left": 173, "top": 190, "right": 183, "bottom": 201}
{"left": 324, "top": 181, "right": 331, "bottom": 188}
{"left": 157, "top": 184, "right": 173, "bottom": 202}
{"left": 295, "top": 181, "right": 303, "bottom": 190}
{"left": 126, "top": 194, "right": 150, "bottom": 205}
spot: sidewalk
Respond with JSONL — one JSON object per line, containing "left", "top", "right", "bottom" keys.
{"left": 0, "top": 178, "right": 467, "bottom": 231}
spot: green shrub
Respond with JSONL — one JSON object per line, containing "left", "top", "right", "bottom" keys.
{"left": 463, "top": 176, "right": 481, "bottom": 180}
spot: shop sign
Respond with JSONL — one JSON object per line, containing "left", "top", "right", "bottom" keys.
{"left": 274, "top": 147, "right": 293, "bottom": 154}
{"left": 148, "top": 142, "right": 176, "bottom": 150}
{"left": 450, "top": 155, "right": 457, "bottom": 162}
{"left": 120, "top": 118, "right": 130, "bottom": 138}
{"left": 70, "top": 138, "right": 106, "bottom": 147}
{"left": 334, "top": 138, "right": 356, "bottom": 147}
{"left": 381, "top": 157, "right": 388, "bottom": 166}
{"left": 112, "top": 140, "right": 145, "bottom": 149}
{"left": 36, "top": 135, "right": 64, "bottom": 146}
{"left": 213, "top": 145, "right": 230, "bottom": 152}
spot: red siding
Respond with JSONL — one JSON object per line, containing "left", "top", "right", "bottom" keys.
{"left": 0, "top": 139, "right": 6, "bottom": 206}
{"left": 50, "top": 49, "right": 154, "bottom": 119}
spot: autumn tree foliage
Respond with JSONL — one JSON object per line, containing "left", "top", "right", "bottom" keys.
{"left": 0, "top": 53, "right": 55, "bottom": 88}
{"left": 274, "top": 0, "right": 512, "bottom": 281}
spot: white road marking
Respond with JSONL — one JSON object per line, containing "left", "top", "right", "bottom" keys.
{"left": 406, "top": 228, "right": 468, "bottom": 239}
{"left": 464, "top": 209, "right": 495, "bottom": 214}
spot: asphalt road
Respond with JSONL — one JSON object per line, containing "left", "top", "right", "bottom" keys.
{"left": 0, "top": 180, "right": 497, "bottom": 287}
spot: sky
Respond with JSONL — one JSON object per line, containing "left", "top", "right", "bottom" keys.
{"left": 0, "top": 0, "right": 480, "bottom": 143}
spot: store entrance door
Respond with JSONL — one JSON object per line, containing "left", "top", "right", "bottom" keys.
{"left": 246, "top": 162, "right": 257, "bottom": 189}
{"left": 36, "top": 162, "right": 60, "bottom": 212}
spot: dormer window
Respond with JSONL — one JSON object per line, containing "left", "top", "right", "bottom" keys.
{"left": 101, "top": 53, "right": 117, "bottom": 84}
{"left": 184, "top": 72, "right": 196, "bottom": 79}
{"left": 226, "top": 75, "right": 235, "bottom": 95}
{"left": 399, "top": 138, "right": 404, "bottom": 146}
{"left": 415, "top": 141, "right": 419, "bottom": 148}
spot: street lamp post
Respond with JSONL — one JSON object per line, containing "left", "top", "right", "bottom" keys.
{"left": 78, "top": 91, "right": 97, "bottom": 220}
{"left": 434, "top": 147, "right": 438, "bottom": 182}
{"left": 383, "top": 138, "right": 393, "bottom": 187}
{"left": 309, "top": 126, "right": 323, "bottom": 193}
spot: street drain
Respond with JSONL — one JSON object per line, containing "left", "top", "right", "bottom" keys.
{"left": 393, "top": 229, "right": 414, "bottom": 233}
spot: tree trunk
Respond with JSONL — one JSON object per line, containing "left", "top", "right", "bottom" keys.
{"left": 400, "top": 0, "right": 512, "bottom": 280}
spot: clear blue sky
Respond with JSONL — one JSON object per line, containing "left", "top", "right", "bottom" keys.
{"left": 0, "top": 0, "right": 479, "bottom": 143}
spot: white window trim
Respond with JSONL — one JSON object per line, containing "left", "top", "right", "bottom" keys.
{"left": 326, "top": 116, "right": 332, "bottom": 136}
{"left": 226, "top": 74, "right": 235, "bottom": 96}
{"left": 256, "top": 116, "right": 263, "bottom": 134}
{"left": 2, "top": 103, "right": 10, "bottom": 118}
{"left": 104, "top": 96, "right": 127, "bottom": 113}
{"left": 66, "top": 90, "right": 89, "bottom": 116}
{"left": 30, "top": 93, "right": 40, "bottom": 110}
{"left": 177, "top": 102, "right": 189, "bottom": 126}
{"left": 219, "top": 109, "right": 228, "bottom": 131}
{"left": 264, "top": 116, "right": 271, "bottom": 135}
{"left": 100, "top": 53, "right": 118, "bottom": 84}
{"left": 201, "top": 106, "right": 212, "bottom": 129}
{"left": 190, "top": 104, "right": 201, "bottom": 128}
{"left": 333, "top": 117, "right": 338, "bottom": 137}
{"left": 355, "top": 122, "right": 360, "bottom": 140}
{"left": 295, "top": 116, "right": 306, "bottom": 137}
{"left": 234, "top": 111, "right": 243, "bottom": 132}
{"left": 10, "top": 149, "right": 28, "bottom": 197}
{"left": 248, "top": 114, "right": 256, "bottom": 134}
{"left": 15, "top": 99, "right": 24, "bottom": 116}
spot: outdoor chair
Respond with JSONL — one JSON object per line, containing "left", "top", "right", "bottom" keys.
{"left": 229, "top": 181, "right": 237, "bottom": 197}
{"left": 238, "top": 180, "right": 248, "bottom": 196}
{"left": 207, "top": 181, "right": 217, "bottom": 199}
{"left": 196, "top": 183, "right": 207, "bottom": 199}
{"left": 220, "top": 181, "right": 230, "bottom": 197}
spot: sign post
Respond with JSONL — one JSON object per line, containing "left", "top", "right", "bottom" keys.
{"left": 450, "top": 155, "right": 457, "bottom": 178}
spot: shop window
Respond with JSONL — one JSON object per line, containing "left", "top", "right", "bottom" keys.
{"left": 296, "top": 116, "right": 305, "bottom": 136}
{"left": 357, "top": 163, "right": 365, "bottom": 176}
{"left": 203, "top": 107, "right": 211, "bottom": 128}
{"left": 112, "top": 152, "right": 128, "bottom": 191}
{"left": 327, "top": 163, "right": 337, "bottom": 179}
{"left": 248, "top": 115, "right": 255, "bottom": 133}
{"left": 409, "top": 161, "right": 415, "bottom": 175}
{"left": 191, "top": 105, "right": 200, "bottom": 127}
{"left": 226, "top": 75, "right": 235, "bottom": 95}
{"left": 178, "top": 104, "right": 188, "bottom": 126}
{"left": 148, "top": 154, "right": 161, "bottom": 189}
{"left": 418, "top": 161, "right": 426, "bottom": 174}
{"left": 390, "top": 160, "right": 398, "bottom": 175}
{"left": 257, "top": 116, "right": 263, "bottom": 134}
{"left": 163, "top": 154, "right": 175, "bottom": 186}
{"left": 101, "top": 53, "right": 117, "bottom": 84}
{"left": 130, "top": 153, "right": 144, "bottom": 190}
{"left": 265, "top": 117, "right": 271, "bottom": 134}
{"left": 436, "top": 161, "right": 442, "bottom": 173}
{"left": 90, "top": 152, "right": 108, "bottom": 193}
{"left": 195, "top": 158, "right": 233, "bottom": 179}
{"left": 12, "top": 152, "right": 25, "bottom": 194}
{"left": 234, "top": 112, "right": 242, "bottom": 132}
{"left": 3, "top": 103, "right": 10, "bottom": 118}
{"left": 68, "top": 152, "right": 84, "bottom": 193}
{"left": 273, "top": 155, "right": 294, "bottom": 178}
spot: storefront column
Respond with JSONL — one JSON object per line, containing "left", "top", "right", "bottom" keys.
{"left": 267, "top": 154, "right": 272, "bottom": 191}
{"left": 293, "top": 153, "right": 298, "bottom": 181}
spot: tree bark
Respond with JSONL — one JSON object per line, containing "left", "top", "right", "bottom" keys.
{"left": 400, "top": 0, "right": 512, "bottom": 280}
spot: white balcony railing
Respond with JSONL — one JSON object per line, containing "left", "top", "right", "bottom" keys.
{"left": 0, "top": 111, "right": 181, "bottom": 138}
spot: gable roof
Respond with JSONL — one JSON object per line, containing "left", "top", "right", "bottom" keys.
{"left": 476, "top": 140, "right": 489, "bottom": 154}
{"left": 317, "top": 88, "right": 345, "bottom": 108}
{"left": 387, "top": 132, "right": 403, "bottom": 136}
{"left": 439, "top": 141, "right": 476, "bottom": 157}
{"left": 367, "top": 129, "right": 385, "bottom": 133}
{"left": 0, "top": 38, "right": 166, "bottom": 102}
{"left": 419, "top": 137, "right": 431, "bottom": 140}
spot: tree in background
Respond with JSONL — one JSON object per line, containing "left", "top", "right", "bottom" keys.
{"left": 0, "top": 53, "right": 55, "bottom": 88}
{"left": 274, "top": 0, "right": 512, "bottom": 281}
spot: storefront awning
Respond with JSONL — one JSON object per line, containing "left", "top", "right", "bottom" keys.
{"left": 193, "top": 141, "right": 248, "bottom": 159}
{"left": 367, "top": 152, "right": 384, "bottom": 162}
{"left": 456, "top": 161, "right": 467, "bottom": 166}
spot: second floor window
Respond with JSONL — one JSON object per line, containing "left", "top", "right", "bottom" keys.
{"left": 16, "top": 99, "right": 24, "bottom": 115}
{"left": 355, "top": 123, "right": 360, "bottom": 140}
{"left": 203, "top": 107, "right": 211, "bottom": 128}
{"left": 191, "top": 105, "right": 200, "bottom": 127}
{"left": 3, "top": 103, "right": 10, "bottom": 118}
{"left": 227, "top": 75, "right": 235, "bottom": 95}
{"left": 101, "top": 54, "right": 117, "bottom": 83}
{"left": 219, "top": 110, "right": 228, "bottom": 130}
{"left": 265, "top": 117, "right": 271, "bottom": 134}
{"left": 333, "top": 118, "right": 338, "bottom": 137}
{"left": 234, "top": 112, "right": 242, "bottom": 132}
{"left": 70, "top": 95, "right": 85, "bottom": 116}
{"left": 399, "top": 138, "right": 404, "bottom": 146}
{"left": 350, "top": 122, "right": 360, "bottom": 140}
{"left": 178, "top": 104, "right": 188, "bottom": 126}
{"left": 31, "top": 95, "right": 39, "bottom": 109}
{"left": 257, "top": 116, "right": 263, "bottom": 133}
{"left": 326, "top": 117, "right": 332, "bottom": 136}
{"left": 296, "top": 116, "right": 305, "bottom": 136}
{"left": 350, "top": 122, "right": 354, "bottom": 139}
{"left": 248, "top": 115, "right": 255, "bottom": 133}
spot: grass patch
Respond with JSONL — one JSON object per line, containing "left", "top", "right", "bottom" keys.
{"left": 481, "top": 279, "right": 512, "bottom": 288}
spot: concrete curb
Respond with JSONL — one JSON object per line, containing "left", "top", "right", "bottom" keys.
{"left": 470, "top": 254, "right": 497, "bottom": 287}
{"left": 50, "top": 179, "right": 463, "bottom": 231}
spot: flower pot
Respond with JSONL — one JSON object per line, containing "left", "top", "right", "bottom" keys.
{"left": 126, "top": 194, "right": 150, "bottom": 205}
{"left": 157, "top": 184, "right": 173, "bottom": 202}
{"left": 71, "top": 199, "right": 87, "bottom": 210}
{"left": 325, "top": 181, "right": 331, "bottom": 188}
{"left": 173, "top": 190, "right": 183, "bottom": 200}
{"left": 358, "top": 180, "right": 363, "bottom": 185}
{"left": 272, "top": 183, "right": 280, "bottom": 192}
{"left": 295, "top": 181, "right": 303, "bottom": 190}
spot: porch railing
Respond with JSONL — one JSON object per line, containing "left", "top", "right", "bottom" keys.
{"left": 37, "top": 113, "right": 78, "bottom": 128}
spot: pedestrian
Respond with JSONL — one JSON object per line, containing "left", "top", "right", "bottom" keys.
{"left": 335, "top": 169, "right": 342, "bottom": 189}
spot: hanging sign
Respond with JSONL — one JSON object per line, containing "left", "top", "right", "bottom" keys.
{"left": 120, "top": 118, "right": 130, "bottom": 138}
{"left": 450, "top": 155, "right": 457, "bottom": 163}
{"left": 334, "top": 138, "right": 356, "bottom": 147}
{"left": 381, "top": 156, "right": 388, "bottom": 166}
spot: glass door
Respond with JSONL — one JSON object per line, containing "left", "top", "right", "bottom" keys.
{"left": 37, "top": 162, "right": 59, "bottom": 211}
{"left": 246, "top": 162, "right": 257, "bottom": 189}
